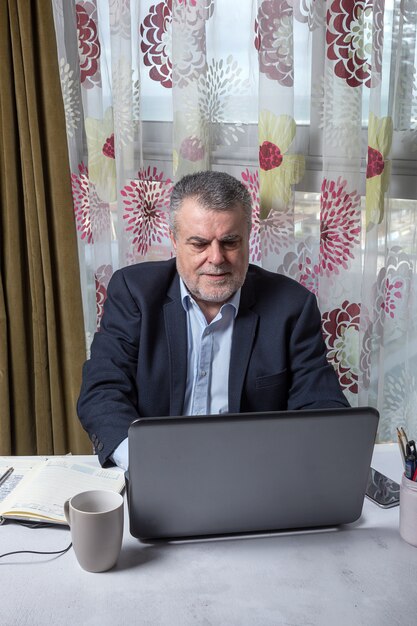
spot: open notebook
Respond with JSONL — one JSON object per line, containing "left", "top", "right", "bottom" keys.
{"left": 0, "top": 457, "right": 125, "bottom": 525}
{"left": 126, "top": 406, "right": 379, "bottom": 540}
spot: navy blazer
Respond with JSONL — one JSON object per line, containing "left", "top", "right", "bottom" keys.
{"left": 78, "top": 259, "right": 348, "bottom": 465}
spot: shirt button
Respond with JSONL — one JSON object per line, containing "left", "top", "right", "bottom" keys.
{"left": 200, "top": 371, "right": 206, "bottom": 377}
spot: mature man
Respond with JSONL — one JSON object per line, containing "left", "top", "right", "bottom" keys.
{"left": 78, "top": 171, "right": 348, "bottom": 468}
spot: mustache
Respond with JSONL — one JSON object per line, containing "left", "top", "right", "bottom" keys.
{"left": 197, "top": 265, "right": 231, "bottom": 276}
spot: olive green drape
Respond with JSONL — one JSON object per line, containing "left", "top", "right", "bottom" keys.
{"left": 0, "top": 0, "right": 90, "bottom": 455}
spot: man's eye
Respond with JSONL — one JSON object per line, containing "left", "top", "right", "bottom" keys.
{"left": 222, "top": 240, "right": 240, "bottom": 249}
{"left": 192, "top": 242, "right": 207, "bottom": 250}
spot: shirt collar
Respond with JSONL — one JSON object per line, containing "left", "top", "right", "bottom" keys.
{"left": 180, "top": 277, "right": 240, "bottom": 318}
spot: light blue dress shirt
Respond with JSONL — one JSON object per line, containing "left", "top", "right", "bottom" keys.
{"left": 180, "top": 278, "right": 240, "bottom": 416}
{"left": 111, "top": 280, "right": 240, "bottom": 470}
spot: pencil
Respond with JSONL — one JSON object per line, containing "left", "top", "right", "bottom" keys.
{"left": 397, "top": 428, "right": 406, "bottom": 468}
{"left": 0, "top": 466, "right": 14, "bottom": 486}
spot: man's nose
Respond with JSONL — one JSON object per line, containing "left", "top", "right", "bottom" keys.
{"left": 208, "top": 241, "right": 225, "bottom": 265}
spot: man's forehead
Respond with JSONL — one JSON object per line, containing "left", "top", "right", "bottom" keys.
{"left": 171, "top": 196, "right": 251, "bottom": 240}
{"left": 178, "top": 207, "right": 246, "bottom": 234}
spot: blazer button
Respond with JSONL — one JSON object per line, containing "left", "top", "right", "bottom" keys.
{"left": 97, "top": 442, "right": 104, "bottom": 452}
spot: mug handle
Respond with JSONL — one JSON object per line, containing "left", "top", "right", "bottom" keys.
{"left": 63, "top": 498, "right": 71, "bottom": 525}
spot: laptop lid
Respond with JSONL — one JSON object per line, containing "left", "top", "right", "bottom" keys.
{"left": 126, "top": 407, "right": 379, "bottom": 540}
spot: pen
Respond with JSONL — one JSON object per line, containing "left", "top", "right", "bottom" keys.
{"left": 0, "top": 467, "right": 14, "bottom": 486}
{"left": 408, "top": 439, "right": 417, "bottom": 458}
{"left": 405, "top": 444, "right": 416, "bottom": 480}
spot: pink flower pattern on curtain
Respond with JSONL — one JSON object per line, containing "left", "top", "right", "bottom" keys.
{"left": 51, "top": 0, "right": 417, "bottom": 442}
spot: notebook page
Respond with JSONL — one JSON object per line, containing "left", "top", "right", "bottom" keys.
{"left": 0, "top": 458, "right": 125, "bottom": 523}
{"left": 0, "top": 458, "right": 45, "bottom": 504}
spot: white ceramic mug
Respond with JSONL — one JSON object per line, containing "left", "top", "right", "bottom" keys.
{"left": 64, "top": 490, "right": 124, "bottom": 572}
{"left": 399, "top": 474, "right": 417, "bottom": 547}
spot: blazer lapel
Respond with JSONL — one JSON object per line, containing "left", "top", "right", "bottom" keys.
{"left": 164, "top": 275, "right": 188, "bottom": 415}
{"left": 228, "top": 273, "right": 259, "bottom": 413}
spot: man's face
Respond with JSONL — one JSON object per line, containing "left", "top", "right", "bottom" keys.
{"left": 170, "top": 197, "right": 250, "bottom": 315}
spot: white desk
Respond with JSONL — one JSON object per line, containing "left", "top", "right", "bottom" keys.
{"left": 0, "top": 445, "right": 415, "bottom": 626}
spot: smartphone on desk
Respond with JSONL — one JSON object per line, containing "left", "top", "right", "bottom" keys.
{"left": 365, "top": 467, "right": 400, "bottom": 508}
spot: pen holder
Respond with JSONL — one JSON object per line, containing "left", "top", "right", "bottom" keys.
{"left": 399, "top": 474, "right": 417, "bottom": 547}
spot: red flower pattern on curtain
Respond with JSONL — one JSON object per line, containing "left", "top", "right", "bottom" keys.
{"left": 326, "top": 0, "right": 384, "bottom": 88}
{"left": 255, "top": 0, "right": 293, "bottom": 86}
{"left": 140, "top": 0, "right": 173, "bottom": 88}
{"left": 366, "top": 146, "right": 384, "bottom": 178}
{"left": 122, "top": 167, "right": 172, "bottom": 257}
{"left": 322, "top": 301, "right": 361, "bottom": 393}
{"left": 180, "top": 136, "right": 205, "bottom": 161}
{"left": 259, "top": 141, "right": 283, "bottom": 171}
{"left": 76, "top": 1, "right": 101, "bottom": 88}
{"left": 71, "top": 162, "right": 111, "bottom": 244}
{"left": 102, "top": 134, "right": 115, "bottom": 159}
{"left": 319, "top": 177, "right": 361, "bottom": 276}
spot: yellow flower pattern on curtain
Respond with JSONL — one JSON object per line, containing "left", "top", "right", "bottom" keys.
{"left": 365, "top": 112, "right": 393, "bottom": 227}
{"left": 258, "top": 111, "right": 305, "bottom": 217}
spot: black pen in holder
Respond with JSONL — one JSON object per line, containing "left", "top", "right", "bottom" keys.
{"left": 405, "top": 443, "right": 416, "bottom": 480}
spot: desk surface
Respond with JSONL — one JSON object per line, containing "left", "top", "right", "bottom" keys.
{"left": 1, "top": 444, "right": 415, "bottom": 626}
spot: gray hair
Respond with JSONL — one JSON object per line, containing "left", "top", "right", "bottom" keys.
{"left": 169, "top": 171, "right": 252, "bottom": 235}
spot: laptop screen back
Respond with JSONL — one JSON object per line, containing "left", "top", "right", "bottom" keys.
{"left": 126, "top": 407, "right": 379, "bottom": 540}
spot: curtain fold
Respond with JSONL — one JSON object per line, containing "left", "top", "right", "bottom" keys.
{"left": 0, "top": 0, "right": 90, "bottom": 455}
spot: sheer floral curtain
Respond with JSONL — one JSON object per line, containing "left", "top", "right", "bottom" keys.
{"left": 51, "top": 0, "right": 417, "bottom": 441}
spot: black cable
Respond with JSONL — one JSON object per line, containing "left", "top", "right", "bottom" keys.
{"left": 0, "top": 519, "right": 73, "bottom": 559}
{"left": 0, "top": 542, "right": 72, "bottom": 559}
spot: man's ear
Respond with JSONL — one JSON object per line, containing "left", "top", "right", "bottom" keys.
{"left": 169, "top": 229, "right": 177, "bottom": 250}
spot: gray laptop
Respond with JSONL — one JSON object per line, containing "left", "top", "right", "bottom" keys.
{"left": 126, "top": 407, "right": 379, "bottom": 540}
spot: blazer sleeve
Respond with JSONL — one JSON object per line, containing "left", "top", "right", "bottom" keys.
{"left": 77, "top": 270, "right": 142, "bottom": 466}
{"left": 287, "top": 291, "right": 350, "bottom": 410}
